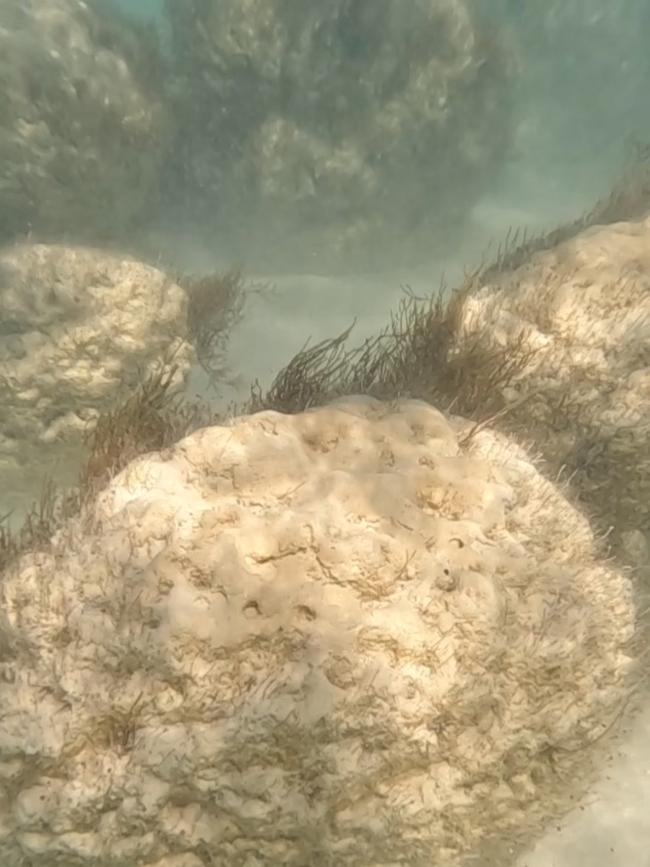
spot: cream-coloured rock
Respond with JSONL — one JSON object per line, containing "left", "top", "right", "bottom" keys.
{"left": 457, "top": 217, "right": 650, "bottom": 547}
{"left": 0, "top": 243, "right": 194, "bottom": 517}
{"left": 0, "top": 0, "right": 167, "bottom": 243}
{"left": 0, "top": 398, "right": 637, "bottom": 866}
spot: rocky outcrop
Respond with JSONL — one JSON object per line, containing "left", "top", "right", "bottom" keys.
{"left": 0, "top": 398, "right": 637, "bottom": 865}
{"left": 0, "top": 243, "right": 194, "bottom": 517}
{"left": 456, "top": 217, "right": 650, "bottom": 556}
{"left": 0, "top": 0, "right": 168, "bottom": 244}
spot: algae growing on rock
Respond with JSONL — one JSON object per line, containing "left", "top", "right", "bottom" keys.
{"left": 0, "top": 243, "right": 194, "bottom": 520}
{"left": 0, "top": 1, "right": 650, "bottom": 865}
{"left": 0, "top": 398, "right": 639, "bottom": 866}
{"left": 455, "top": 217, "right": 650, "bottom": 554}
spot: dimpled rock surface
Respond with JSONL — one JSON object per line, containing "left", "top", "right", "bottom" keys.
{"left": 0, "top": 243, "right": 193, "bottom": 517}
{"left": 167, "top": 0, "right": 513, "bottom": 269}
{"left": 0, "top": 0, "right": 167, "bottom": 243}
{"left": 457, "top": 217, "right": 650, "bottom": 550}
{"left": 0, "top": 398, "right": 637, "bottom": 866}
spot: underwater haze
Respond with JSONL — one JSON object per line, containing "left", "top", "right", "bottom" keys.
{"left": 1, "top": 1, "right": 649, "bottom": 865}
{"left": 102, "top": 0, "right": 650, "bottom": 398}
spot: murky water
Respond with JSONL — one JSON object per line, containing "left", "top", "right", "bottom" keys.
{"left": 1, "top": 2, "right": 649, "bottom": 864}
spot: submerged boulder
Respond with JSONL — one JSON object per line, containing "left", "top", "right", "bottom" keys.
{"left": 167, "top": 0, "right": 514, "bottom": 270}
{"left": 456, "top": 217, "right": 650, "bottom": 554}
{"left": 0, "top": 0, "right": 168, "bottom": 244}
{"left": 0, "top": 243, "right": 194, "bottom": 518}
{"left": 0, "top": 397, "right": 637, "bottom": 865}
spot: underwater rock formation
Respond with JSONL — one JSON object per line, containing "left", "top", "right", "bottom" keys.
{"left": 166, "top": 0, "right": 514, "bottom": 270}
{"left": 0, "top": 243, "right": 193, "bottom": 518}
{"left": 456, "top": 217, "right": 650, "bottom": 551}
{"left": 0, "top": 397, "right": 637, "bottom": 866}
{"left": 0, "top": 0, "right": 167, "bottom": 244}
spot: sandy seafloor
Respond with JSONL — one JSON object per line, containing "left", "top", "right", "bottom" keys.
{"left": 515, "top": 701, "right": 650, "bottom": 867}
{"left": 4, "top": 156, "right": 650, "bottom": 864}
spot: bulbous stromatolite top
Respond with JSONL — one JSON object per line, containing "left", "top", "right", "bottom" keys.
{"left": 0, "top": 242, "right": 193, "bottom": 517}
{"left": 457, "top": 216, "right": 650, "bottom": 549}
{"left": 0, "top": 397, "right": 636, "bottom": 866}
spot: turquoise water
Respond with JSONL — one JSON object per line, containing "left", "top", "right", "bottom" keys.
{"left": 108, "top": 0, "right": 165, "bottom": 22}
{"left": 83, "top": 0, "right": 650, "bottom": 273}
{"left": 3, "top": 0, "right": 650, "bottom": 266}
{"left": 1, "top": 3, "right": 650, "bottom": 866}
{"left": 106, "top": 0, "right": 650, "bottom": 201}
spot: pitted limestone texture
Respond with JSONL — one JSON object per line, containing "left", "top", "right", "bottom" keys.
{"left": 457, "top": 216, "right": 650, "bottom": 545}
{"left": 0, "top": 397, "right": 637, "bottom": 866}
{"left": 0, "top": 242, "right": 193, "bottom": 517}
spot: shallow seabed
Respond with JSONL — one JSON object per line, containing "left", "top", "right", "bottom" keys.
{"left": 167, "top": 171, "right": 650, "bottom": 867}
{"left": 2, "top": 0, "right": 650, "bottom": 862}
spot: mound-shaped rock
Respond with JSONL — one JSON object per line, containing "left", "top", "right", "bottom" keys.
{"left": 0, "top": 398, "right": 636, "bottom": 866}
{"left": 457, "top": 217, "right": 650, "bottom": 554}
{"left": 167, "top": 0, "right": 514, "bottom": 270}
{"left": 0, "top": 0, "right": 167, "bottom": 244}
{"left": 0, "top": 243, "right": 194, "bottom": 517}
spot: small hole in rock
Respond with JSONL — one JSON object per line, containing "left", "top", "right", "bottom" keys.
{"left": 243, "top": 600, "right": 261, "bottom": 617}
